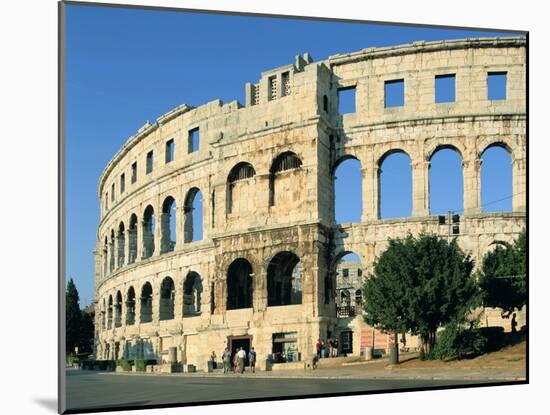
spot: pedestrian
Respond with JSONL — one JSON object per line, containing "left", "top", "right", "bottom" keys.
{"left": 222, "top": 348, "right": 231, "bottom": 374}
{"left": 316, "top": 338, "right": 322, "bottom": 358}
{"left": 209, "top": 351, "right": 217, "bottom": 369}
{"left": 237, "top": 347, "right": 246, "bottom": 374}
{"left": 248, "top": 347, "right": 256, "bottom": 373}
{"left": 328, "top": 338, "right": 333, "bottom": 358}
{"left": 320, "top": 340, "right": 326, "bottom": 358}
{"left": 233, "top": 351, "right": 239, "bottom": 373}
{"left": 333, "top": 338, "right": 339, "bottom": 357}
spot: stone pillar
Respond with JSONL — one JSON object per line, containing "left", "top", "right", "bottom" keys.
{"left": 463, "top": 158, "right": 482, "bottom": 215}
{"left": 154, "top": 210, "right": 162, "bottom": 257}
{"left": 362, "top": 166, "right": 379, "bottom": 221}
{"left": 135, "top": 291, "right": 142, "bottom": 326}
{"left": 412, "top": 160, "right": 430, "bottom": 217}
{"left": 152, "top": 286, "right": 160, "bottom": 325}
{"left": 255, "top": 269, "right": 268, "bottom": 312}
{"left": 512, "top": 157, "right": 526, "bottom": 213}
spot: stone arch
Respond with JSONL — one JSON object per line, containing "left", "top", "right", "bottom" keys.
{"left": 377, "top": 148, "right": 412, "bottom": 219}
{"left": 478, "top": 137, "right": 515, "bottom": 161}
{"left": 142, "top": 205, "right": 155, "bottom": 259}
{"left": 332, "top": 251, "right": 363, "bottom": 312}
{"left": 109, "top": 229, "right": 115, "bottom": 273}
{"left": 226, "top": 258, "right": 253, "bottom": 310}
{"left": 269, "top": 152, "right": 303, "bottom": 206}
{"left": 107, "top": 294, "right": 113, "bottom": 329}
{"left": 183, "top": 271, "right": 203, "bottom": 316}
{"left": 159, "top": 276, "right": 175, "bottom": 320}
{"left": 333, "top": 155, "right": 362, "bottom": 224}
{"left": 267, "top": 251, "right": 302, "bottom": 306}
{"left": 117, "top": 221, "right": 125, "bottom": 268}
{"left": 103, "top": 236, "right": 108, "bottom": 277}
{"left": 128, "top": 214, "right": 138, "bottom": 264}
{"left": 426, "top": 142, "right": 465, "bottom": 162}
{"left": 428, "top": 145, "right": 464, "bottom": 214}
{"left": 226, "top": 162, "right": 256, "bottom": 214}
{"left": 140, "top": 282, "right": 153, "bottom": 323}
{"left": 114, "top": 290, "right": 123, "bottom": 328}
{"left": 480, "top": 143, "right": 513, "bottom": 213}
{"left": 184, "top": 188, "right": 203, "bottom": 243}
{"left": 160, "top": 196, "right": 176, "bottom": 253}
{"left": 125, "top": 286, "right": 136, "bottom": 326}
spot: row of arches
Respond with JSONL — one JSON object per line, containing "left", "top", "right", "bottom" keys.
{"left": 100, "top": 273, "right": 204, "bottom": 329}
{"left": 103, "top": 189, "right": 203, "bottom": 276}
{"left": 102, "top": 152, "right": 304, "bottom": 277}
{"left": 99, "top": 251, "right": 304, "bottom": 330}
{"left": 335, "top": 143, "right": 515, "bottom": 222}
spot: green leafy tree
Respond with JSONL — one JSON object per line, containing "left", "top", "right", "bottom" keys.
{"left": 478, "top": 230, "right": 526, "bottom": 319}
{"left": 66, "top": 278, "right": 81, "bottom": 354}
{"left": 362, "top": 233, "right": 480, "bottom": 355}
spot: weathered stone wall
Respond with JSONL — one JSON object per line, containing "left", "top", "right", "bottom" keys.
{"left": 94, "top": 37, "right": 526, "bottom": 367}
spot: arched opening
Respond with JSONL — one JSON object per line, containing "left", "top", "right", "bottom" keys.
{"left": 227, "top": 162, "right": 255, "bottom": 214}
{"left": 379, "top": 150, "right": 412, "bottom": 219}
{"left": 227, "top": 258, "right": 253, "bottom": 310}
{"left": 109, "top": 230, "right": 115, "bottom": 273}
{"left": 128, "top": 214, "right": 138, "bottom": 264}
{"left": 183, "top": 272, "right": 203, "bottom": 316}
{"left": 334, "top": 156, "right": 362, "bottom": 224}
{"left": 160, "top": 196, "right": 176, "bottom": 253}
{"left": 481, "top": 145, "right": 513, "bottom": 212}
{"left": 142, "top": 205, "right": 155, "bottom": 259}
{"left": 267, "top": 251, "right": 302, "bottom": 306}
{"left": 125, "top": 286, "right": 136, "bottom": 326}
{"left": 184, "top": 188, "right": 203, "bottom": 242}
{"left": 114, "top": 291, "right": 122, "bottom": 328}
{"left": 159, "top": 277, "right": 175, "bottom": 320}
{"left": 269, "top": 152, "right": 303, "bottom": 207}
{"left": 140, "top": 282, "right": 153, "bottom": 323}
{"left": 107, "top": 295, "right": 113, "bottom": 329}
{"left": 103, "top": 237, "right": 108, "bottom": 277}
{"left": 117, "top": 222, "right": 125, "bottom": 268}
{"left": 101, "top": 298, "right": 106, "bottom": 330}
{"left": 429, "top": 147, "right": 463, "bottom": 214}
{"left": 335, "top": 252, "right": 363, "bottom": 317}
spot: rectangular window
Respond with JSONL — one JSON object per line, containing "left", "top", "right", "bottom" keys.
{"left": 384, "top": 79, "right": 405, "bottom": 108}
{"left": 342, "top": 268, "right": 349, "bottom": 278}
{"left": 165, "top": 139, "right": 174, "bottom": 163}
{"left": 487, "top": 72, "right": 507, "bottom": 100}
{"left": 281, "top": 71, "right": 290, "bottom": 97}
{"left": 131, "top": 162, "right": 137, "bottom": 183}
{"left": 105, "top": 192, "right": 108, "bottom": 210}
{"left": 338, "top": 86, "right": 356, "bottom": 114}
{"left": 268, "top": 75, "right": 277, "bottom": 101}
{"left": 146, "top": 151, "right": 153, "bottom": 174}
{"left": 188, "top": 128, "right": 199, "bottom": 153}
{"left": 435, "top": 74, "right": 456, "bottom": 103}
{"left": 120, "top": 173, "right": 125, "bottom": 194}
{"left": 111, "top": 183, "right": 115, "bottom": 201}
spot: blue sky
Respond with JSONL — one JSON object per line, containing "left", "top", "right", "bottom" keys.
{"left": 65, "top": 4, "right": 520, "bottom": 306}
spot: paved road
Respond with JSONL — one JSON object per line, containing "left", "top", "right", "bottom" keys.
{"left": 65, "top": 370, "right": 497, "bottom": 412}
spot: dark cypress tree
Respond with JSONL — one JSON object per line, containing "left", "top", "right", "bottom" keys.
{"left": 66, "top": 278, "right": 81, "bottom": 355}
{"left": 79, "top": 307, "right": 95, "bottom": 354}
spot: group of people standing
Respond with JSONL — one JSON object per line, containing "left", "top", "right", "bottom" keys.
{"left": 215, "top": 347, "right": 256, "bottom": 374}
{"left": 316, "top": 338, "right": 339, "bottom": 359}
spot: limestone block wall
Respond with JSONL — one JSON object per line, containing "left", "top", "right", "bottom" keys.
{"left": 94, "top": 37, "right": 526, "bottom": 366}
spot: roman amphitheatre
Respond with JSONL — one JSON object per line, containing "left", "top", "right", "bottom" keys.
{"left": 93, "top": 36, "right": 526, "bottom": 371}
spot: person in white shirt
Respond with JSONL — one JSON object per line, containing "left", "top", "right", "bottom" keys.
{"left": 237, "top": 347, "right": 246, "bottom": 373}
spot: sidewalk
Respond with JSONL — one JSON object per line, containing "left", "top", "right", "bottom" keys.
{"left": 99, "top": 354, "right": 526, "bottom": 382}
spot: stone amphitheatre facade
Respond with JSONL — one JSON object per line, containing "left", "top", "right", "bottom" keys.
{"left": 94, "top": 36, "right": 526, "bottom": 370}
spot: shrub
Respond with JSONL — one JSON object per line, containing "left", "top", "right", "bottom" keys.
{"left": 134, "top": 359, "right": 157, "bottom": 371}
{"left": 116, "top": 359, "right": 133, "bottom": 371}
{"left": 479, "top": 326, "right": 506, "bottom": 352}
{"left": 433, "top": 325, "right": 487, "bottom": 360}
